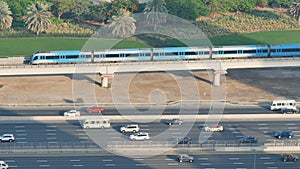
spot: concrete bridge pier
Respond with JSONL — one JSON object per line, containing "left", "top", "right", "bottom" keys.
{"left": 100, "top": 74, "right": 114, "bottom": 88}
{"left": 213, "top": 69, "right": 227, "bottom": 86}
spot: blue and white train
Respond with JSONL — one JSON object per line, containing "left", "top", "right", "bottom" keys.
{"left": 30, "top": 43, "right": 300, "bottom": 64}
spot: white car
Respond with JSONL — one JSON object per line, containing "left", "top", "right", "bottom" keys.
{"left": 204, "top": 124, "right": 224, "bottom": 132}
{"left": 0, "top": 161, "right": 8, "bottom": 169}
{"left": 120, "top": 124, "right": 140, "bottom": 133}
{"left": 129, "top": 132, "right": 150, "bottom": 141}
{"left": 64, "top": 110, "right": 80, "bottom": 116}
{"left": 0, "top": 134, "right": 15, "bottom": 142}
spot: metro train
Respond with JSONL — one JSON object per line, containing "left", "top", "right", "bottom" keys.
{"left": 30, "top": 43, "right": 300, "bottom": 64}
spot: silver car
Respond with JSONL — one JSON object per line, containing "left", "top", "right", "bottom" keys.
{"left": 167, "top": 118, "right": 183, "bottom": 126}
{"left": 177, "top": 154, "right": 194, "bottom": 163}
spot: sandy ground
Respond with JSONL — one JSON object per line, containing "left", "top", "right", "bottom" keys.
{"left": 0, "top": 68, "right": 299, "bottom": 105}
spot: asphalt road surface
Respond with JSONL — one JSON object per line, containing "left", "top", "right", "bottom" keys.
{"left": 1, "top": 154, "right": 300, "bottom": 169}
{"left": 0, "top": 105, "right": 275, "bottom": 116}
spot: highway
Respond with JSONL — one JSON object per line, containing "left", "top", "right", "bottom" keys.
{"left": 1, "top": 154, "right": 300, "bottom": 169}
{"left": 1, "top": 121, "right": 300, "bottom": 145}
{"left": 0, "top": 105, "right": 275, "bottom": 116}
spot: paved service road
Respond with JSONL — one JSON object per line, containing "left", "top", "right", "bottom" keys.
{"left": 0, "top": 105, "right": 274, "bottom": 116}
{"left": 1, "top": 153, "right": 300, "bottom": 169}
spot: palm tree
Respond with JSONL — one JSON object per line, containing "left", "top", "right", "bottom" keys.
{"left": 289, "top": 2, "right": 300, "bottom": 25}
{"left": 0, "top": 1, "right": 13, "bottom": 30}
{"left": 143, "top": 0, "right": 168, "bottom": 26}
{"left": 108, "top": 9, "right": 136, "bottom": 38}
{"left": 25, "top": 2, "right": 52, "bottom": 35}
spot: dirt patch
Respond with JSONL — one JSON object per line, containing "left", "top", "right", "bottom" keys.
{"left": 0, "top": 68, "right": 298, "bottom": 105}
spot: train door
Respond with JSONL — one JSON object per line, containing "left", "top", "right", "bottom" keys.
{"left": 60, "top": 55, "right": 66, "bottom": 63}
{"left": 178, "top": 51, "right": 184, "bottom": 59}
{"left": 256, "top": 47, "right": 265, "bottom": 57}
{"left": 120, "top": 53, "right": 126, "bottom": 58}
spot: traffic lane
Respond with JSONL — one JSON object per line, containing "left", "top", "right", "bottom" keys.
{"left": 1, "top": 154, "right": 300, "bottom": 169}
{"left": 0, "top": 122, "right": 94, "bottom": 144}
{"left": 1, "top": 121, "right": 300, "bottom": 145}
{"left": 0, "top": 106, "right": 276, "bottom": 116}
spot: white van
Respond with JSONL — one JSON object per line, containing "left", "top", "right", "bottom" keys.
{"left": 81, "top": 118, "right": 110, "bottom": 129}
{"left": 0, "top": 161, "right": 8, "bottom": 169}
{"left": 270, "top": 100, "right": 296, "bottom": 110}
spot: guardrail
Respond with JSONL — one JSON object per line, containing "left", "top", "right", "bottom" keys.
{"left": 1, "top": 140, "right": 300, "bottom": 155}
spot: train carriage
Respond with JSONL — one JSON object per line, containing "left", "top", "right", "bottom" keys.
{"left": 270, "top": 44, "right": 300, "bottom": 57}
{"left": 212, "top": 45, "right": 269, "bottom": 59}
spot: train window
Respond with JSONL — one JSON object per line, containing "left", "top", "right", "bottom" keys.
{"left": 243, "top": 50, "right": 257, "bottom": 54}
{"left": 223, "top": 50, "right": 238, "bottom": 54}
{"left": 106, "top": 54, "right": 120, "bottom": 58}
{"left": 46, "top": 55, "right": 59, "bottom": 59}
{"left": 165, "top": 52, "right": 178, "bottom": 56}
{"left": 66, "top": 55, "right": 79, "bottom": 59}
{"left": 127, "top": 53, "right": 139, "bottom": 57}
{"left": 185, "top": 52, "right": 197, "bottom": 55}
{"left": 282, "top": 48, "right": 300, "bottom": 52}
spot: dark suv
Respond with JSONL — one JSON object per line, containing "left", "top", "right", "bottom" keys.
{"left": 176, "top": 137, "right": 192, "bottom": 145}
{"left": 275, "top": 130, "right": 294, "bottom": 139}
{"left": 238, "top": 136, "right": 258, "bottom": 143}
{"left": 282, "top": 154, "right": 299, "bottom": 162}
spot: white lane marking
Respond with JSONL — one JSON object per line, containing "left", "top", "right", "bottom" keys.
{"left": 47, "top": 137, "right": 57, "bottom": 139}
{"left": 201, "top": 163, "right": 211, "bottom": 165}
{"left": 45, "top": 130, "right": 56, "bottom": 132}
{"left": 139, "top": 125, "right": 149, "bottom": 127}
{"left": 236, "top": 136, "right": 245, "bottom": 137}
{"left": 70, "top": 159, "right": 80, "bottom": 162}
{"left": 264, "top": 162, "right": 275, "bottom": 165}
{"left": 285, "top": 123, "right": 296, "bottom": 126}
{"left": 16, "top": 142, "right": 27, "bottom": 144}
{"left": 258, "top": 124, "right": 268, "bottom": 126}
{"left": 16, "top": 134, "right": 27, "bottom": 136}
{"left": 288, "top": 127, "right": 298, "bottom": 130}
{"left": 167, "top": 163, "right": 178, "bottom": 166}
{"left": 73, "top": 165, "right": 84, "bottom": 167}
{"left": 134, "top": 159, "right": 144, "bottom": 161}
{"left": 5, "top": 160, "right": 15, "bottom": 162}
{"left": 260, "top": 157, "right": 271, "bottom": 160}
{"left": 8, "top": 165, "right": 18, "bottom": 168}
{"left": 46, "top": 126, "right": 57, "bottom": 128}
{"left": 15, "top": 130, "right": 26, "bottom": 132}
{"left": 102, "top": 159, "right": 113, "bottom": 162}
{"left": 267, "top": 167, "right": 278, "bottom": 169}
{"left": 232, "top": 131, "right": 241, "bottom": 134}
{"left": 164, "top": 159, "right": 172, "bottom": 161}
{"left": 171, "top": 133, "right": 181, "bottom": 135}
{"left": 198, "top": 158, "right": 209, "bottom": 160}
{"left": 15, "top": 126, "right": 25, "bottom": 128}
{"left": 105, "top": 164, "right": 116, "bottom": 166}
{"left": 40, "top": 165, "right": 50, "bottom": 167}
{"left": 37, "top": 160, "right": 48, "bottom": 162}
{"left": 258, "top": 127, "right": 269, "bottom": 130}
{"left": 233, "top": 163, "right": 244, "bottom": 164}
{"left": 141, "top": 129, "right": 150, "bottom": 131}
{"left": 46, "top": 133, "right": 56, "bottom": 135}
{"left": 229, "top": 158, "right": 240, "bottom": 160}
{"left": 16, "top": 138, "right": 26, "bottom": 140}
{"left": 47, "top": 142, "right": 58, "bottom": 144}
{"left": 204, "top": 168, "right": 215, "bottom": 169}
{"left": 136, "top": 164, "right": 146, "bottom": 166}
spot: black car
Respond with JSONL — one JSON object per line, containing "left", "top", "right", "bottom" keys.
{"left": 238, "top": 136, "right": 258, "bottom": 143}
{"left": 176, "top": 137, "right": 192, "bottom": 145}
{"left": 282, "top": 108, "right": 299, "bottom": 114}
{"left": 282, "top": 154, "right": 299, "bottom": 162}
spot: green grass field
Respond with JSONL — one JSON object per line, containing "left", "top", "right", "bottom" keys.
{"left": 0, "top": 30, "right": 300, "bottom": 57}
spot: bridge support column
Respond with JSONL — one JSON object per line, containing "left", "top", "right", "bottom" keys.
{"left": 213, "top": 69, "right": 227, "bottom": 86}
{"left": 100, "top": 74, "right": 113, "bottom": 88}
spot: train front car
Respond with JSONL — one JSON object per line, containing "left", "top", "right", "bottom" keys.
{"left": 212, "top": 45, "right": 269, "bottom": 59}
{"left": 31, "top": 50, "right": 92, "bottom": 64}
{"left": 270, "top": 44, "right": 300, "bottom": 57}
